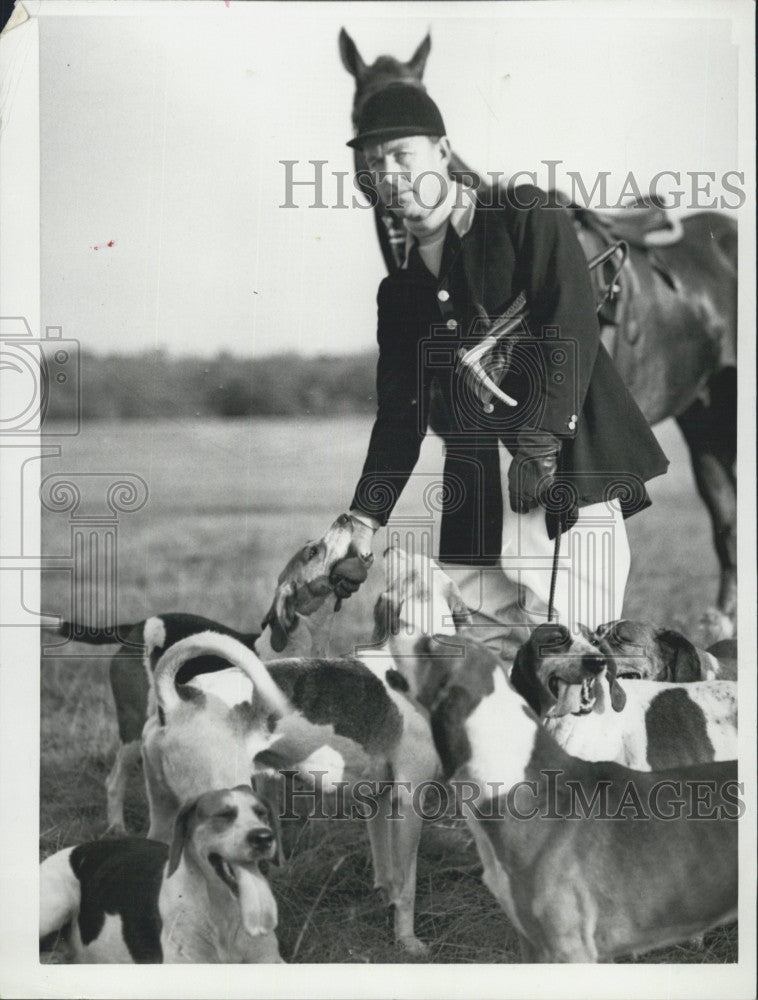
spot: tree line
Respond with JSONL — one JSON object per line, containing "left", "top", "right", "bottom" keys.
{"left": 43, "top": 349, "right": 378, "bottom": 420}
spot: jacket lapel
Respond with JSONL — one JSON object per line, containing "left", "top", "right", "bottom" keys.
{"left": 460, "top": 206, "right": 518, "bottom": 319}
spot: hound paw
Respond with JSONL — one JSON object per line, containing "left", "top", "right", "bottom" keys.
{"left": 400, "top": 934, "right": 429, "bottom": 956}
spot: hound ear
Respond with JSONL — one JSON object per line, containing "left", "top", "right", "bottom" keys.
{"left": 373, "top": 592, "right": 401, "bottom": 642}
{"left": 338, "top": 28, "right": 366, "bottom": 80}
{"left": 412, "top": 634, "right": 462, "bottom": 709}
{"left": 609, "top": 678, "right": 627, "bottom": 712}
{"left": 442, "top": 578, "right": 473, "bottom": 630}
{"left": 167, "top": 798, "right": 198, "bottom": 877}
{"left": 262, "top": 581, "right": 298, "bottom": 653}
{"left": 509, "top": 643, "right": 543, "bottom": 717}
{"left": 431, "top": 685, "right": 474, "bottom": 780}
{"left": 249, "top": 776, "right": 284, "bottom": 867}
{"left": 656, "top": 629, "right": 702, "bottom": 681}
{"left": 604, "top": 655, "right": 627, "bottom": 712}
{"left": 407, "top": 33, "right": 432, "bottom": 78}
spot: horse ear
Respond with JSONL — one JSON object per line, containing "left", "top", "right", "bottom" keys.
{"left": 167, "top": 798, "right": 198, "bottom": 877}
{"left": 339, "top": 28, "right": 367, "bottom": 80}
{"left": 407, "top": 33, "right": 432, "bottom": 79}
{"left": 655, "top": 629, "right": 702, "bottom": 681}
{"left": 262, "top": 581, "right": 298, "bottom": 653}
{"left": 509, "top": 643, "right": 543, "bottom": 717}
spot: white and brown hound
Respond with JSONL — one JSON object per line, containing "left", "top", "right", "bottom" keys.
{"left": 509, "top": 624, "right": 737, "bottom": 770}
{"left": 144, "top": 547, "right": 470, "bottom": 953}
{"left": 39, "top": 786, "right": 282, "bottom": 963}
{"left": 593, "top": 619, "right": 737, "bottom": 681}
{"left": 44, "top": 513, "right": 366, "bottom": 833}
{"left": 414, "top": 634, "right": 739, "bottom": 962}
{"left": 141, "top": 632, "right": 290, "bottom": 843}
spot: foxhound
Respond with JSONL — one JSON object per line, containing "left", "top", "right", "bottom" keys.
{"left": 414, "top": 634, "right": 738, "bottom": 963}
{"left": 141, "top": 632, "right": 290, "bottom": 843}
{"left": 45, "top": 513, "right": 366, "bottom": 833}
{"left": 144, "top": 547, "right": 470, "bottom": 953}
{"left": 509, "top": 624, "right": 737, "bottom": 770}
{"left": 593, "top": 619, "right": 737, "bottom": 681}
{"left": 39, "top": 786, "right": 282, "bottom": 963}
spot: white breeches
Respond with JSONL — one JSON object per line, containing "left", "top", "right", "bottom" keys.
{"left": 440, "top": 445, "right": 631, "bottom": 645}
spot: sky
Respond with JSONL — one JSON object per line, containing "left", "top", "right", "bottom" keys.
{"left": 38, "top": 1, "right": 743, "bottom": 358}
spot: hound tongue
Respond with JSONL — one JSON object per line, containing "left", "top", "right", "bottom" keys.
{"left": 549, "top": 677, "right": 597, "bottom": 717}
{"left": 235, "top": 864, "right": 279, "bottom": 938}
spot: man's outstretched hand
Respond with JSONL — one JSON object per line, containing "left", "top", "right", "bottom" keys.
{"left": 330, "top": 513, "right": 377, "bottom": 600}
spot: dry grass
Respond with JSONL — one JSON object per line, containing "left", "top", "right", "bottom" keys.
{"left": 40, "top": 416, "right": 735, "bottom": 964}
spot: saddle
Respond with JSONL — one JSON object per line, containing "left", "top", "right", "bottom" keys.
{"left": 559, "top": 195, "right": 681, "bottom": 337}
{"left": 565, "top": 193, "right": 680, "bottom": 245}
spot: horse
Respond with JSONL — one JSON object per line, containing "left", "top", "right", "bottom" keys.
{"left": 339, "top": 28, "right": 738, "bottom": 623}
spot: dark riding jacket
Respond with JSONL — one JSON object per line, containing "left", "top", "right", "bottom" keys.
{"left": 351, "top": 185, "right": 669, "bottom": 565}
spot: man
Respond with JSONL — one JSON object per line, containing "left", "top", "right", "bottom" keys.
{"left": 331, "top": 83, "right": 669, "bottom": 645}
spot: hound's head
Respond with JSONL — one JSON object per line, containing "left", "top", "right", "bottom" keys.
{"left": 168, "top": 786, "right": 281, "bottom": 938}
{"left": 408, "top": 633, "right": 515, "bottom": 781}
{"left": 372, "top": 546, "right": 472, "bottom": 643}
{"left": 262, "top": 513, "right": 370, "bottom": 652}
{"left": 593, "top": 619, "right": 707, "bottom": 682}
{"left": 509, "top": 623, "right": 627, "bottom": 719}
{"left": 371, "top": 547, "right": 473, "bottom": 699}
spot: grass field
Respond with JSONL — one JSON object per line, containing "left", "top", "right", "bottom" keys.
{"left": 39, "top": 415, "right": 736, "bottom": 964}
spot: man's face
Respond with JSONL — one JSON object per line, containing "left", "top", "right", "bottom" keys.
{"left": 362, "top": 135, "right": 452, "bottom": 222}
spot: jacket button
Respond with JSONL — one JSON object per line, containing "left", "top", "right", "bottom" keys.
{"left": 568, "top": 415, "right": 577, "bottom": 430}
{"left": 446, "top": 318, "right": 457, "bottom": 330}
{"left": 437, "top": 289, "right": 450, "bottom": 302}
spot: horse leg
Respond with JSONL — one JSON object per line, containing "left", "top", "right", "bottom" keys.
{"left": 675, "top": 368, "right": 737, "bottom": 619}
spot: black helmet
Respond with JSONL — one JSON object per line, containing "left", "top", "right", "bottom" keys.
{"left": 347, "top": 83, "right": 446, "bottom": 150}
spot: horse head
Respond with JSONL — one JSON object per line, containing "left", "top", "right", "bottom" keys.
{"left": 339, "top": 28, "right": 431, "bottom": 124}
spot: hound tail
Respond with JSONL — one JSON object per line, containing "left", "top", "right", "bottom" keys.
{"left": 154, "top": 631, "right": 290, "bottom": 718}
{"left": 40, "top": 847, "right": 80, "bottom": 938}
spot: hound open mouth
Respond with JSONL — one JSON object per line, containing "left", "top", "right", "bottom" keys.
{"left": 547, "top": 675, "right": 597, "bottom": 716}
{"left": 578, "top": 676, "right": 597, "bottom": 713}
{"left": 209, "top": 853, "right": 240, "bottom": 896}
{"left": 209, "top": 853, "right": 279, "bottom": 936}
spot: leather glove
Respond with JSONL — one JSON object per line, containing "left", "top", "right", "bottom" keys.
{"left": 329, "top": 512, "right": 377, "bottom": 600}
{"left": 508, "top": 430, "right": 561, "bottom": 514}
